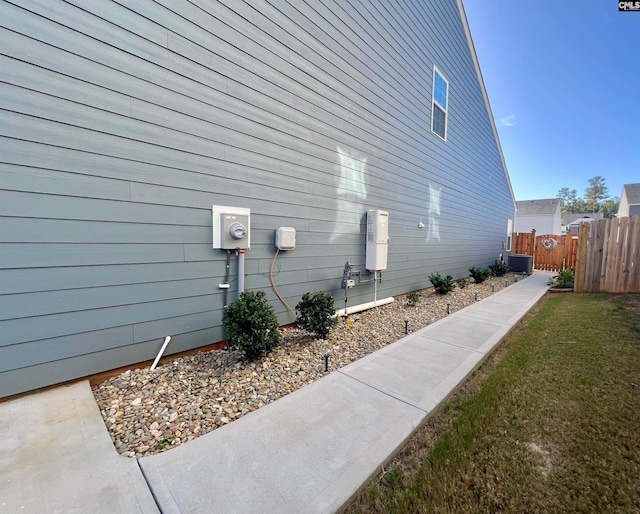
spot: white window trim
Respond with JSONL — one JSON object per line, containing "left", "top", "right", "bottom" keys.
{"left": 506, "top": 218, "right": 513, "bottom": 252}
{"left": 431, "top": 65, "right": 449, "bottom": 141}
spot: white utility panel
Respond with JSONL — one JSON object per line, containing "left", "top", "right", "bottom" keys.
{"left": 212, "top": 206, "right": 250, "bottom": 250}
{"left": 366, "top": 209, "right": 389, "bottom": 271}
{"left": 276, "top": 227, "right": 296, "bottom": 250}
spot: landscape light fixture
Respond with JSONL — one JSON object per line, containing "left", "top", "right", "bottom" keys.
{"left": 474, "top": 290, "right": 479, "bottom": 301}
{"left": 446, "top": 300, "right": 451, "bottom": 315}
{"left": 404, "top": 316, "right": 409, "bottom": 335}
{"left": 323, "top": 348, "right": 331, "bottom": 372}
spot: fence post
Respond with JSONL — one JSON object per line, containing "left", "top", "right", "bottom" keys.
{"left": 529, "top": 229, "right": 536, "bottom": 268}
{"left": 627, "top": 217, "right": 640, "bottom": 292}
{"left": 529, "top": 229, "right": 536, "bottom": 255}
{"left": 574, "top": 222, "right": 589, "bottom": 292}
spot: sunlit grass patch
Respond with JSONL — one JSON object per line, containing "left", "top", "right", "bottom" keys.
{"left": 346, "top": 294, "right": 640, "bottom": 513}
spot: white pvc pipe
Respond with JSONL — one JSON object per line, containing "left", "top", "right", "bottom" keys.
{"left": 238, "top": 250, "right": 245, "bottom": 296}
{"left": 150, "top": 336, "right": 171, "bottom": 371}
{"left": 374, "top": 271, "right": 378, "bottom": 302}
{"left": 334, "top": 296, "right": 394, "bottom": 317}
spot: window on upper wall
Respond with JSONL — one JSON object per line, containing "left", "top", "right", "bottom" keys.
{"left": 431, "top": 67, "right": 448, "bottom": 141}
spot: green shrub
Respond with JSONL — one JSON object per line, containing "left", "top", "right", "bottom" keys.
{"left": 295, "top": 291, "right": 337, "bottom": 340}
{"left": 548, "top": 266, "right": 575, "bottom": 288}
{"left": 407, "top": 291, "right": 421, "bottom": 306}
{"left": 488, "top": 260, "right": 510, "bottom": 277}
{"left": 457, "top": 279, "right": 467, "bottom": 289}
{"left": 223, "top": 290, "right": 282, "bottom": 360}
{"left": 429, "top": 273, "right": 455, "bottom": 295}
{"left": 469, "top": 266, "right": 491, "bottom": 283}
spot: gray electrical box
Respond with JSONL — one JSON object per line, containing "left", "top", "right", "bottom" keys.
{"left": 276, "top": 227, "right": 296, "bottom": 250}
{"left": 212, "top": 206, "right": 250, "bottom": 249}
{"left": 366, "top": 209, "right": 389, "bottom": 271}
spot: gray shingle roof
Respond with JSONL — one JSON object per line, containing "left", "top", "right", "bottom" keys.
{"left": 623, "top": 183, "right": 640, "bottom": 204}
{"left": 516, "top": 198, "right": 560, "bottom": 216}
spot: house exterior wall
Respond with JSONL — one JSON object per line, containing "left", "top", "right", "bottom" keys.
{"left": 618, "top": 192, "right": 640, "bottom": 217}
{"left": 514, "top": 212, "right": 561, "bottom": 235}
{"left": 0, "top": 0, "right": 515, "bottom": 397}
{"left": 619, "top": 191, "right": 629, "bottom": 217}
{"left": 618, "top": 184, "right": 640, "bottom": 217}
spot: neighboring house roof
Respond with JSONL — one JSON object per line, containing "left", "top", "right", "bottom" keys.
{"left": 516, "top": 198, "right": 560, "bottom": 216}
{"left": 622, "top": 183, "right": 640, "bottom": 205}
{"left": 562, "top": 212, "right": 604, "bottom": 225}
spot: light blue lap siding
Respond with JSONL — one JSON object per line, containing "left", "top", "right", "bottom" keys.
{"left": 0, "top": 0, "right": 515, "bottom": 397}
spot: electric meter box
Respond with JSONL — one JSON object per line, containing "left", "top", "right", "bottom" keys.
{"left": 212, "top": 206, "right": 250, "bottom": 250}
{"left": 276, "top": 227, "right": 296, "bottom": 250}
{"left": 366, "top": 209, "right": 389, "bottom": 271}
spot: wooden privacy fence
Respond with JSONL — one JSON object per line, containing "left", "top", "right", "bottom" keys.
{"left": 574, "top": 216, "right": 640, "bottom": 293}
{"left": 512, "top": 230, "right": 535, "bottom": 256}
{"left": 512, "top": 231, "right": 577, "bottom": 272}
{"left": 533, "top": 233, "right": 578, "bottom": 272}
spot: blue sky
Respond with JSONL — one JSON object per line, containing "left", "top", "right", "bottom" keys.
{"left": 463, "top": 0, "right": 640, "bottom": 202}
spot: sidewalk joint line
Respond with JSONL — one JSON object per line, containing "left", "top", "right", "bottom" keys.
{"left": 136, "top": 457, "right": 164, "bottom": 514}
{"left": 455, "top": 312, "right": 512, "bottom": 325}
{"left": 409, "top": 334, "right": 487, "bottom": 355}
{"left": 336, "top": 370, "right": 429, "bottom": 414}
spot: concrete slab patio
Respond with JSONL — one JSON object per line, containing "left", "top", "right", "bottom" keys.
{"left": 0, "top": 271, "right": 552, "bottom": 514}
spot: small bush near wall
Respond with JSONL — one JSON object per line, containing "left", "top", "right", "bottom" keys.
{"left": 295, "top": 291, "right": 337, "bottom": 340}
{"left": 407, "top": 291, "right": 421, "bottom": 306}
{"left": 223, "top": 291, "right": 282, "bottom": 360}
{"left": 469, "top": 267, "right": 491, "bottom": 283}
{"left": 429, "top": 273, "right": 455, "bottom": 295}
{"left": 489, "top": 260, "right": 510, "bottom": 277}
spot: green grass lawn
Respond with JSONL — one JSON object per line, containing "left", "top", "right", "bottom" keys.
{"left": 346, "top": 293, "right": 640, "bottom": 513}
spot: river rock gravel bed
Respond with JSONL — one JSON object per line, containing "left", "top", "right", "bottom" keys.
{"left": 92, "top": 273, "right": 525, "bottom": 457}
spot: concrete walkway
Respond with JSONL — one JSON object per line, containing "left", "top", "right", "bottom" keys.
{"left": 0, "top": 272, "right": 551, "bottom": 513}
{"left": 0, "top": 380, "right": 158, "bottom": 513}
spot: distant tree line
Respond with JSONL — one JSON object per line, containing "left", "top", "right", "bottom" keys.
{"left": 557, "top": 176, "right": 619, "bottom": 218}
